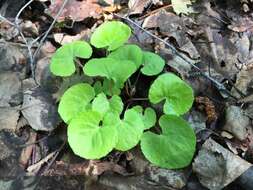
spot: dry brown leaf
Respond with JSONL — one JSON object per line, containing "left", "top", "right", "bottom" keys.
{"left": 128, "top": 0, "right": 150, "bottom": 15}
{"left": 53, "top": 29, "right": 91, "bottom": 45}
{"left": 48, "top": 0, "right": 103, "bottom": 22}
{"left": 43, "top": 160, "right": 131, "bottom": 176}
{"left": 19, "top": 131, "right": 37, "bottom": 169}
{"left": 143, "top": 10, "right": 200, "bottom": 60}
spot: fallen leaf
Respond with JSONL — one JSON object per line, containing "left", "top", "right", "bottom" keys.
{"left": 143, "top": 10, "right": 200, "bottom": 60}
{"left": 171, "top": 0, "right": 194, "bottom": 15}
{"left": 0, "top": 107, "right": 20, "bottom": 131}
{"left": 193, "top": 138, "right": 252, "bottom": 190}
{"left": 53, "top": 29, "right": 91, "bottom": 45}
{"left": 128, "top": 0, "right": 151, "bottom": 15}
{"left": 43, "top": 160, "right": 131, "bottom": 176}
{"left": 19, "top": 131, "right": 37, "bottom": 168}
{"left": 48, "top": 0, "right": 103, "bottom": 22}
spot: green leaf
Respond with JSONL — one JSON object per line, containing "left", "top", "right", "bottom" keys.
{"left": 143, "top": 108, "right": 157, "bottom": 129}
{"left": 90, "top": 21, "right": 131, "bottom": 51}
{"left": 58, "top": 83, "right": 95, "bottom": 123}
{"left": 93, "top": 81, "right": 103, "bottom": 95}
{"left": 53, "top": 74, "right": 93, "bottom": 102}
{"left": 92, "top": 93, "right": 110, "bottom": 116}
{"left": 92, "top": 93, "right": 123, "bottom": 116}
{"left": 141, "top": 51, "right": 165, "bottom": 76}
{"left": 102, "top": 79, "right": 121, "bottom": 96}
{"left": 109, "top": 44, "right": 143, "bottom": 68}
{"left": 140, "top": 115, "right": 196, "bottom": 169}
{"left": 171, "top": 0, "right": 194, "bottom": 15}
{"left": 109, "top": 95, "right": 123, "bottom": 114}
{"left": 115, "top": 109, "right": 144, "bottom": 151}
{"left": 68, "top": 111, "right": 119, "bottom": 159}
{"left": 149, "top": 73, "right": 194, "bottom": 115}
{"left": 50, "top": 41, "right": 92, "bottom": 76}
{"left": 132, "top": 106, "right": 157, "bottom": 130}
{"left": 83, "top": 58, "right": 136, "bottom": 88}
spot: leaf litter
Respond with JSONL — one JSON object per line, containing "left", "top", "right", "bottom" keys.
{"left": 1, "top": 0, "right": 253, "bottom": 189}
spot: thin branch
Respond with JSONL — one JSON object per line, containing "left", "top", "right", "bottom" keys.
{"left": 114, "top": 14, "right": 238, "bottom": 100}
{"left": 14, "top": 0, "right": 35, "bottom": 79}
{"left": 0, "top": 15, "right": 15, "bottom": 25}
{"left": 15, "top": 0, "right": 34, "bottom": 25}
{"left": 1, "top": 0, "right": 68, "bottom": 81}
{"left": 32, "top": 0, "right": 69, "bottom": 62}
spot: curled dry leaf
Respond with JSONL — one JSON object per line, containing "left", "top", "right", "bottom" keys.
{"left": 48, "top": 0, "right": 103, "bottom": 22}
{"left": 193, "top": 138, "right": 252, "bottom": 190}
{"left": 54, "top": 29, "right": 91, "bottom": 45}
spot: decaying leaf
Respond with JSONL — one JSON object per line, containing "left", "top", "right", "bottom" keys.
{"left": 171, "top": 0, "right": 194, "bottom": 15}
{"left": 48, "top": 0, "right": 103, "bottom": 22}
{"left": 193, "top": 138, "right": 252, "bottom": 190}
{"left": 143, "top": 10, "right": 200, "bottom": 60}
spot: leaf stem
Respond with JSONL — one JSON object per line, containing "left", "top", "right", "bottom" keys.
{"left": 127, "top": 98, "right": 149, "bottom": 102}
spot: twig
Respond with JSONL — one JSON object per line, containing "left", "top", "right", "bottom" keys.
{"left": 26, "top": 139, "right": 66, "bottom": 175}
{"left": 17, "top": 132, "right": 52, "bottom": 148}
{"left": 114, "top": 14, "right": 238, "bottom": 100}
{"left": 137, "top": 4, "right": 173, "bottom": 20}
{"left": 13, "top": 0, "right": 35, "bottom": 79}
{"left": 1, "top": 0, "right": 68, "bottom": 81}
{"left": 26, "top": 151, "right": 57, "bottom": 174}
{"left": 0, "top": 15, "right": 15, "bottom": 25}
{"left": 32, "top": 0, "right": 69, "bottom": 64}
{"left": 127, "top": 98, "right": 149, "bottom": 102}
{"left": 15, "top": 0, "right": 34, "bottom": 25}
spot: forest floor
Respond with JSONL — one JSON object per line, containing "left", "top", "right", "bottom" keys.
{"left": 1, "top": 0, "right": 253, "bottom": 189}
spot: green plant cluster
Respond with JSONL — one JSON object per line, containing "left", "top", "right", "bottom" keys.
{"left": 50, "top": 21, "right": 196, "bottom": 169}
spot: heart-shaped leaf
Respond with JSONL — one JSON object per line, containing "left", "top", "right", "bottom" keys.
{"left": 141, "top": 51, "right": 165, "bottom": 76}
{"left": 58, "top": 83, "right": 95, "bottom": 123}
{"left": 115, "top": 109, "right": 144, "bottom": 151}
{"left": 149, "top": 73, "right": 194, "bottom": 115}
{"left": 68, "top": 111, "right": 119, "bottom": 159}
{"left": 90, "top": 21, "right": 131, "bottom": 51}
{"left": 50, "top": 41, "right": 92, "bottom": 76}
{"left": 92, "top": 93, "right": 123, "bottom": 116}
{"left": 92, "top": 93, "right": 110, "bottom": 116}
{"left": 132, "top": 106, "right": 157, "bottom": 130}
{"left": 140, "top": 115, "right": 196, "bottom": 169}
{"left": 109, "top": 95, "right": 123, "bottom": 114}
{"left": 83, "top": 58, "right": 136, "bottom": 88}
{"left": 109, "top": 44, "right": 143, "bottom": 68}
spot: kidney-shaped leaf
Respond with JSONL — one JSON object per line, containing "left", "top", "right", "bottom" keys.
{"left": 90, "top": 21, "right": 131, "bottom": 51}
{"left": 115, "top": 109, "right": 144, "bottom": 151}
{"left": 92, "top": 93, "right": 110, "bottom": 116}
{"left": 149, "top": 73, "right": 194, "bottom": 115}
{"left": 83, "top": 58, "right": 136, "bottom": 88}
{"left": 50, "top": 41, "right": 92, "bottom": 76}
{"left": 92, "top": 93, "right": 123, "bottom": 116}
{"left": 58, "top": 83, "right": 95, "bottom": 123}
{"left": 141, "top": 51, "right": 165, "bottom": 76}
{"left": 141, "top": 115, "right": 196, "bottom": 169}
{"left": 68, "top": 111, "right": 119, "bottom": 159}
{"left": 109, "top": 44, "right": 143, "bottom": 68}
{"left": 109, "top": 95, "right": 123, "bottom": 115}
{"left": 132, "top": 106, "right": 156, "bottom": 130}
